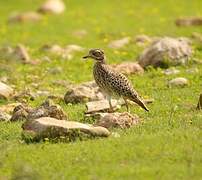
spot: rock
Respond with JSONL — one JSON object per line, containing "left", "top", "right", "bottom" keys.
{"left": 10, "top": 104, "right": 30, "bottom": 121}
{"left": 22, "top": 117, "right": 110, "bottom": 141}
{"left": 8, "top": 11, "right": 42, "bottom": 23}
{"left": 197, "top": 94, "right": 202, "bottom": 110}
{"left": 176, "top": 17, "right": 202, "bottom": 27}
{"left": 0, "top": 44, "right": 34, "bottom": 64}
{"left": 38, "top": 0, "right": 66, "bottom": 14}
{"left": 163, "top": 68, "right": 180, "bottom": 75}
{"left": 85, "top": 99, "right": 122, "bottom": 114}
{"left": 111, "top": 62, "right": 144, "bottom": 75}
{"left": 95, "top": 112, "right": 141, "bottom": 129}
{"left": 13, "top": 89, "right": 36, "bottom": 102}
{"left": 64, "top": 81, "right": 104, "bottom": 104}
{"left": 135, "top": 34, "right": 152, "bottom": 43}
{"left": 108, "top": 37, "right": 130, "bottom": 49}
{"left": 0, "top": 82, "right": 13, "bottom": 100}
{"left": 0, "top": 111, "right": 11, "bottom": 121}
{"left": 13, "top": 44, "right": 31, "bottom": 63}
{"left": 85, "top": 99, "right": 154, "bottom": 114}
{"left": 0, "top": 76, "right": 9, "bottom": 83}
{"left": 134, "top": 34, "right": 152, "bottom": 46}
{"left": 64, "top": 44, "right": 84, "bottom": 54}
{"left": 41, "top": 44, "right": 84, "bottom": 60}
{"left": 10, "top": 99, "right": 67, "bottom": 121}
{"left": 36, "top": 90, "right": 50, "bottom": 97}
{"left": 41, "top": 44, "right": 65, "bottom": 56}
{"left": 72, "top": 29, "right": 88, "bottom": 38}
{"left": 27, "top": 99, "right": 67, "bottom": 120}
{"left": 0, "top": 103, "right": 22, "bottom": 114}
{"left": 168, "top": 77, "right": 188, "bottom": 87}
{"left": 138, "top": 37, "right": 192, "bottom": 68}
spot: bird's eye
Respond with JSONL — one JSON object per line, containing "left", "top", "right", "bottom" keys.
{"left": 93, "top": 51, "right": 101, "bottom": 56}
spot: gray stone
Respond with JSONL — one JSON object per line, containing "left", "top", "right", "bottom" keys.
{"left": 64, "top": 81, "right": 104, "bottom": 103}
{"left": 163, "top": 68, "right": 180, "bottom": 75}
{"left": 168, "top": 77, "right": 188, "bottom": 87}
{"left": 0, "top": 103, "right": 22, "bottom": 114}
{"left": 85, "top": 99, "right": 122, "bottom": 114}
{"left": 0, "top": 82, "right": 13, "bottom": 100}
{"left": 22, "top": 117, "right": 110, "bottom": 141}
{"left": 0, "top": 111, "right": 11, "bottom": 121}
{"left": 8, "top": 11, "right": 42, "bottom": 23}
{"left": 64, "top": 44, "right": 84, "bottom": 54}
{"left": 13, "top": 89, "right": 36, "bottom": 102}
{"left": 85, "top": 99, "right": 154, "bottom": 114}
{"left": 41, "top": 44, "right": 84, "bottom": 60}
{"left": 28, "top": 99, "right": 67, "bottom": 120}
{"left": 108, "top": 37, "right": 130, "bottom": 49}
{"left": 111, "top": 62, "right": 144, "bottom": 75}
{"left": 176, "top": 17, "right": 202, "bottom": 27}
{"left": 10, "top": 104, "right": 30, "bottom": 121}
{"left": 10, "top": 99, "right": 67, "bottom": 121}
{"left": 138, "top": 37, "right": 192, "bottom": 68}
{"left": 0, "top": 44, "right": 35, "bottom": 64}
{"left": 38, "top": 0, "right": 66, "bottom": 14}
{"left": 95, "top": 112, "right": 141, "bottom": 129}
{"left": 134, "top": 34, "right": 152, "bottom": 46}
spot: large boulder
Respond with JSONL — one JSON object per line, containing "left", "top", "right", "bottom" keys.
{"left": 22, "top": 117, "right": 110, "bottom": 142}
{"left": 138, "top": 37, "right": 192, "bottom": 68}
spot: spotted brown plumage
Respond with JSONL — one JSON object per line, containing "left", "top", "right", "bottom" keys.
{"left": 83, "top": 49, "right": 149, "bottom": 112}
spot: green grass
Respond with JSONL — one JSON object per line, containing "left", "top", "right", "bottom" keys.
{"left": 0, "top": 0, "right": 202, "bottom": 179}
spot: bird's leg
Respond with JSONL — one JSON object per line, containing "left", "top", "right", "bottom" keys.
{"left": 107, "top": 96, "right": 113, "bottom": 112}
{"left": 123, "top": 98, "right": 130, "bottom": 113}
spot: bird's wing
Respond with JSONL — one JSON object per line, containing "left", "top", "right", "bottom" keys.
{"left": 104, "top": 65, "right": 137, "bottom": 97}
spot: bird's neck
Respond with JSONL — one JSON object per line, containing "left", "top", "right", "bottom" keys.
{"left": 95, "top": 57, "right": 106, "bottom": 64}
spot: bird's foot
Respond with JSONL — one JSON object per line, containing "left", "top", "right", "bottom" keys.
{"left": 108, "top": 108, "right": 115, "bottom": 113}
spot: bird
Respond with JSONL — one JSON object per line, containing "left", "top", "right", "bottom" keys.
{"left": 83, "top": 48, "right": 149, "bottom": 112}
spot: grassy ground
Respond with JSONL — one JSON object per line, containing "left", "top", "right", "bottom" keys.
{"left": 0, "top": 0, "right": 202, "bottom": 179}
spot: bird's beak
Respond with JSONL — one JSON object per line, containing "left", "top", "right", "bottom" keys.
{"left": 83, "top": 55, "right": 90, "bottom": 59}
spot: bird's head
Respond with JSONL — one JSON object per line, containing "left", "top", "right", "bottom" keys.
{"left": 83, "top": 49, "right": 105, "bottom": 62}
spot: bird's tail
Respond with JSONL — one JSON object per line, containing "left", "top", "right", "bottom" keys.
{"left": 130, "top": 94, "right": 149, "bottom": 112}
